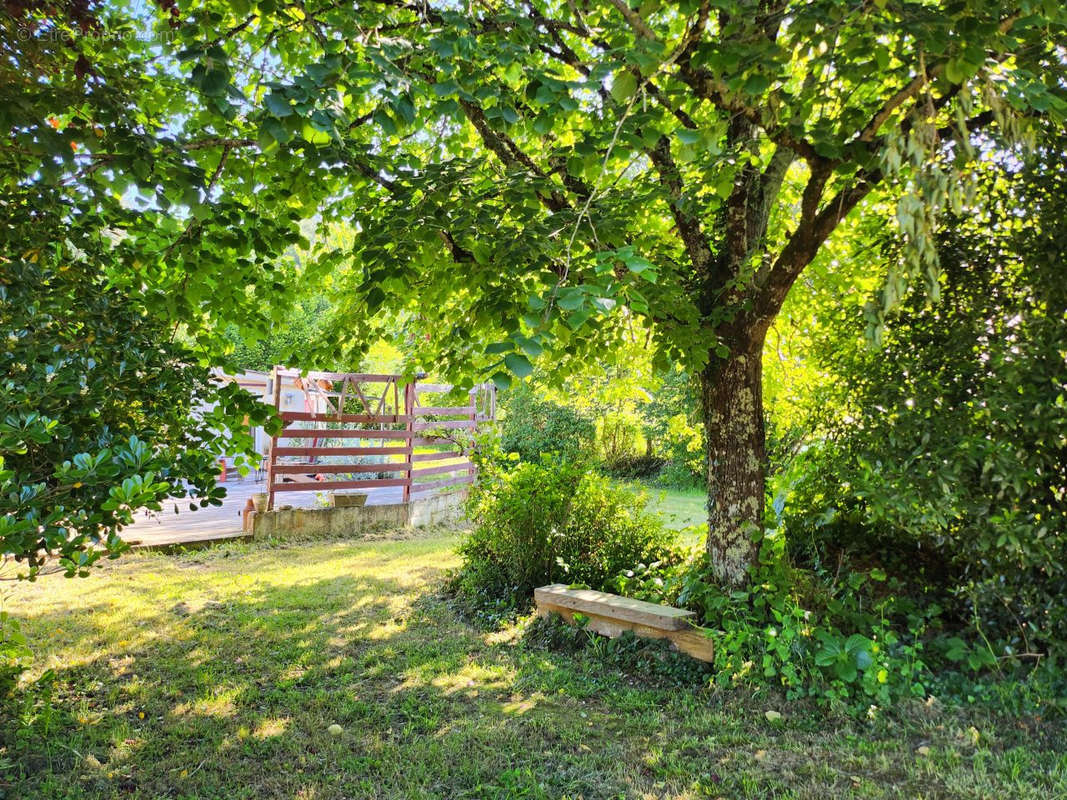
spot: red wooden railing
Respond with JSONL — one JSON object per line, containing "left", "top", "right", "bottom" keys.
{"left": 264, "top": 368, "right": 495, "bottom": 510}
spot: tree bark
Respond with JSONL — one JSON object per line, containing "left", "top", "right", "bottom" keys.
{"left": 700, "top": 338, "right": 768, "bottom": 587}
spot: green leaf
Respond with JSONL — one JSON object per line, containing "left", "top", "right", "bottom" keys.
{"left": 610, "top": 70, "right": 638, "bottom": 105}
{"left": 503, "top": 61, "right": 523, "bottom": 88}
{"left": 556, "top": 289, "right": 585, "bottom": 311}
{"left": 676, "top": 128, "right": 702, "bottom": 146}
{"left": 365, "top": 287, "right": 386, "bottom": 311}
{"left": 623, "top": 255, "right": 654, "bottom": 274}
{"left": 265, "top": 93, "right": 293, "bottom": 117}
{"left": 504, "top": 352, "right": 534, "bottom": 378}
{"left": 515, "top": 336, "right": 543, "bottom": 357}
{"left": 835, "top": 661, "right": 858, "bottom": 683}
{"left": 393, "top": 96, "right": 416, "bottom": 125}
{"left": 261, "top": 118, "right": 291, "bottom": 144}
{"left": 567, "top": 309, "right": 593, "bottom": 330}
{"left": 944, "top": 59, "right": 965, "bottom": 85}
{"left": 743, "top": 74, "right": 771, "bottom": 95}
{"left": 200, "top": 69, "right": 230, "bottom": 97}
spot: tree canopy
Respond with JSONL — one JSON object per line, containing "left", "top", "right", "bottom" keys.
{"left": 5, "top": 0, "right": 1065, "bottom": 584}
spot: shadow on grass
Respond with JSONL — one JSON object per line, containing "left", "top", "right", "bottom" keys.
{"left": 3, "top": 567, "right": 665, "bottom": 799}
{"left": 3, "top": 549, "right": 1065, "bottom": 800}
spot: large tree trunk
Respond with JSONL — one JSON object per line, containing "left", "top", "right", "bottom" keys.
{"left": 700, "top": 339, "right": 767, "bottom": 587}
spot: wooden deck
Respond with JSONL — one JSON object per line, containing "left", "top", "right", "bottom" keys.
{"left": 119, "top": 479, "right": 409, "bottom": 549}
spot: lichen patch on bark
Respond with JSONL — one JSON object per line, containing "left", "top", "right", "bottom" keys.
{"left": 701, "top": 346, "right": 767, "bottom": 588}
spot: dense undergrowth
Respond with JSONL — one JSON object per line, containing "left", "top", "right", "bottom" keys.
{"left": 453, "top": 452, "right": 1065, "bottom": 716}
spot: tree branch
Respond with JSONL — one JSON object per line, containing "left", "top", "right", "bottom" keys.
{"left": 754, "top": 169, "right": 879, "bottom": 324}
{"left": 606, "top": 0, "right": 659, "bottom": 40}
{"left": 675, "top": 66, "right": 823, "bottom": 166}
{"left": 458, "top": 98, "right": 590, "bottom": 212}
{"left": 855, "top": 10, "right": 1022, "bottom": 143}
{"left": 646, "top": 135, "right": 714, "bottom": 275}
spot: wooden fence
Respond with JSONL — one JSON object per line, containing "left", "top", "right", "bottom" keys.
{"left": 264, "top": 368, "right": 496, "bottom": 511}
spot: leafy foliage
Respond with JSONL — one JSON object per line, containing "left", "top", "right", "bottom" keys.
{"left": 0, "top": 254, "right": 276, "bottom": 580}
{"left": 455, "top": 457, "right": 676, "bottom": 609}
{"left": 781, "top": 142, "right": 1067, "bottom": 666}
{"left": 499, "top": 384, "right": 596, "bottom": 464}
{"left": 0, "top": 609, "right": 31, "bottom": 697}
{"left": 610, "top": 529, "right": 936, "bottom": 707}
{"left": 595, "top": 407, "right": 645, "bottom": 469}
{"left": 221, "top": 296, "right": 332, "bottom": 372}
{"left": 7, "top": 0, "right": 1064, "bottom": 579}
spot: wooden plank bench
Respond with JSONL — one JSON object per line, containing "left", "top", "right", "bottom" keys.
{"left": 534, "top": 583, "right": 714, "bottom": 662}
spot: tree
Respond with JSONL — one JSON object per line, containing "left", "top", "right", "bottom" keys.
{"left": 8, "top": 2, "right": 1065, "bottom": 585}
{"left": 0, "top": 9, "right": 275, "bottom": 580}
{"left": 0, "top": 238, "right": 273, "bottom": 580}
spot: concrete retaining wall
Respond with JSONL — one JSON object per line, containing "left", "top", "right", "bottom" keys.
{"left": 248, "top": 490, "right": 466, "bottom": 541}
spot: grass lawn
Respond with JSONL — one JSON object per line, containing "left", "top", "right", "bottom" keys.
{"left": 628, "top": 483, "right": 708, "bottom": 540}
{"left": 3, "top": 529, "right": 1064, "bottom": 799}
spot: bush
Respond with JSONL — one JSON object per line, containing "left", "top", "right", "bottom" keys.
{"left": 455, "top": 458, "right": 677, "bottom": 608}
{"left": 654, "top": 460, "right": 703, "bottom": 490}
{"left": 606, "top": 527, "right": 936, "bottom": 708}
{"left": 600, "top": 454, "right": 665, "bottom": 480}
{"left": 781, "top": 147, "right": 1067, "bottom": 669}
{"left": 499, "top": 385, "right": 595, "bottom": 464}
{"left": 596, "top": 408, "right": 644, "bottom": 468}
{"left": 0, "top": 256, "right": 276, "bottom": 579}
{"left": 0, "top": 611, "right": 31, "bottom": 697}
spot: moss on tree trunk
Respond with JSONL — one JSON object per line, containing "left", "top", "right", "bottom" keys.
{"left": 700, "top": 344, "right": 767, "bottom": 588}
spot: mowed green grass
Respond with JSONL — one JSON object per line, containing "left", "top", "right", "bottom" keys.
{"left": 3, "top": 529, "right": 1065, "bottom": 799}
{"left": 641, "top": 485, "right": 707, "bottom": 530}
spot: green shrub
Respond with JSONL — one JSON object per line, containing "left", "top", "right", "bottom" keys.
{"left": 596, "top": 408, "right": 644, "bottom": 469}
{"left": 608, "top": 527, "right": 935, "bottom": 708}
{"left": 456, "top": 458, "right": 676, "bottom": 608}
{"left": 781, "top": 147, "right": 1067, "bottom": 669}
{"left": 600, "top": 454, "right": 665, "bottom": 480}
{"left": 654, "top": 460, "right": 703, "bottom": 490}
{"left": 498, "top": 385, "right": 595, "bottom": 464}
{"left": 659, "top": 413, "right": 704, "bottom": 482}
{"left": 0, "top": 256, "right": 276, "bottom": 579}
{"left": 0, "top": 611, "right": 31, "bottom": 697}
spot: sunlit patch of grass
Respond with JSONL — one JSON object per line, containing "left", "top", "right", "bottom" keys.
{"left": 2, "top": 528, "right": 1064, "bottom": 800}
{"left": 618, "top": 480, "right": 708, "bottom": 543}
{"left": 251, "top": 716, "right": 289, "bottom": 739}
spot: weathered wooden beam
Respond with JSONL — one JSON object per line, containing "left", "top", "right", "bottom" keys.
{"left": 411, "top": 474, "right": 475, "bottom": 492}
{"left": 411, "top": 449, "right": 465, "bottom": 462}
{"left": 277, "top": 428, "right": 412, "bottom": 439}
{"left": 411, "top": 461, "right": 471, "bottom": 478}
{"left": 280, "top": 411, "right": 411, "bottom": 424}
{"left": 411, "top": 419, "right": 475, "bottom": 431}
{"left": 273, "top": 446, "right": 408, "bottom": 457}
{"left": 414, "top": 406, "right": 476, "bottom": 416}
{"left": 271, "top": 462, "right": 410, "bottom": 474}
{"left": 534, "top": 584, "right": 713, "bottom": 663}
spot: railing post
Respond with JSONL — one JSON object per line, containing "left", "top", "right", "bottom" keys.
{"left": 266, "top": 365, "right": 282, "bottom": 511}
{"left": 468, "top": 387, "right": 478, "bottom": 484}
{"left": 403, "top": 380, "right": 415, "bottom": 503}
